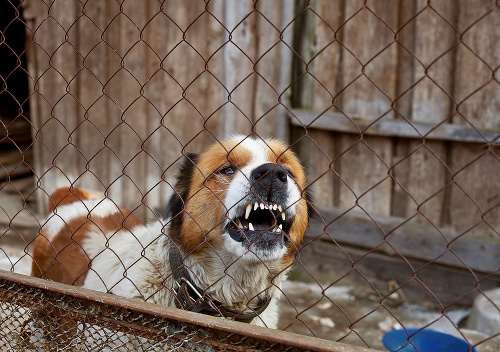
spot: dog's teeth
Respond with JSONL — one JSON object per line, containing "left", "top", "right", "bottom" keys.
{"left": 254, "top": 202, "right": 259, "bottom": 211}
{"left": 237, "top": 219, "right": 243, "bottom": 228}
{"left": 282, "top": 212, "right": 286, "bottom": 221}
{"left": 273, "top": 204, "right": 278, "bottom": 211}
{"left": 278, "top": 205, "right": 282, "bottom": 212}
{"left": 279, "top": 224, "right": 283, "bottom": 232}
{"left": 245, "top": 203, "right": 252, "bottom": 219}
{"left": 248, "top": 222, "right": 254, "bottom": 231}
{"left": 260, "top": 203, "right": 265, "bottom": 210}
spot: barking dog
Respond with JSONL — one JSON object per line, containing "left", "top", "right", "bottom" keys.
{"left": 31, "top": 136, "right": 310, "bottom": 328}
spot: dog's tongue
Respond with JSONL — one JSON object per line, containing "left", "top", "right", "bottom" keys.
{"left": 253, "top": 222, "right": 272, "bottom": 231}
{"left": 240, "top": 219, "right": 274, "bottom": 232}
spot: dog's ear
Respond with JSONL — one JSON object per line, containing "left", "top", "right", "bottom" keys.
{"left": 165, "top": 153, "right": 199, "bottom": 220}
{"left": 304, "top": 186, "right": 315, "bottom": 220}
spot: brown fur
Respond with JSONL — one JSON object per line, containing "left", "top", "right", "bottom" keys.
{"left": 31, "top": 188, "right": 142, "bottom": 285}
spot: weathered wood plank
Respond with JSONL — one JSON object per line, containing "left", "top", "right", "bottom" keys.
{"left": 336, "top": 1, "right": 398, "bottom": 216}
{"left": 295, "top": 237, "right": 500, "bottom": 307}
{"left": 307, "top": 207, "right": 500, "bottom": 275}
{"left": 454, "top": 0, "right": 500, "bottom": 130}
{"left": 253, "top": 1, "right": 295, "bottom": 140}
{"left": 142, "top": 3, "right": 183, "bottom": 210}
{"left": 103, "top": 0, "right": 126, "bottom": 206}
{"left": 411, "top": 0, "right": 457, "bottom": 123}
{"left": 447, "top": 0, "right": 500, "bottom": 238}
{"left": 405, "top": 140, "right": 449, "bottom": 227}
{"left": 292, "top": 0, "right": 343, "bottom": 209}
{"left": 289, "top": 109, "right": 500, "bottom": 143}
{"left": 336, "top": 134, "right": 393, "bottom": 215}
{"left": 205, "top": 0, "right": 226, "bottom": 143}
{"left": 22, "top": 0, "right": 80, "bottom": 215}
{"left": 339, "top": 0, "right": 399, "bottom": 119}
{"left": 220, "top": 0, "right": 255, "bottom": 136}
{"left": 448, "top": 143, "right": 500, "bottom": 238}
{"left": 76, "top": 0, "right": 108, "bottom": 194}
{"left": 119, "top": 1, "right": 148, "bottom": 217}
{"left": 392, "top": 1, "right": 457, "bottom": 225}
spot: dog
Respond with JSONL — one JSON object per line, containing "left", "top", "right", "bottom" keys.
{"left": 31, "top": 135, "right": 310, "bottom": 329}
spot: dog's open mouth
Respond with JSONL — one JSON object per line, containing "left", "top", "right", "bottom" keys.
{"left": 227, "top": 201, "right": 293, "bottom": 246}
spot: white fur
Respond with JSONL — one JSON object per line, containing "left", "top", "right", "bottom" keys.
{"left": 83, "top": 220, "right": 176, "bottom": 305}
{"left": 222, "top": 137, "right": 302, "bottom": 261}
{"left": 82, "top": 219, "right": 281, "bottom": 327}
{"left": 42, "top": 199, "right": 120, "bottom": 241}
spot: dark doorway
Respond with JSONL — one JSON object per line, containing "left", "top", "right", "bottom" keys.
{"left": 0, "top": 0, "right": 33, "bottom": 190}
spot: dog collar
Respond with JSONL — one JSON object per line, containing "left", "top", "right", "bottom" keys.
{"left": 168, "top": 244, "right": 271, "bottom": 323}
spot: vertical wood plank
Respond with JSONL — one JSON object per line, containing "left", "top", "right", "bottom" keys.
{"left": 390, "top": 2, "right": 416, "bottom": 218}
{"left": 307, "top": 0, "right": 343, "bottom": 209}
{"left": 49, "top": 0, "right": 80, "bottom": 188}
{"left": 337, "top": 135, "right": 393, "bottom": 215}
{"left": 103, "top": 0, "right": 125, "bottom": 206}
{"left": 392, "top": 1, "right": 456, "bottom": 224}
{"left": 148, "top": 1, "right": 187, "bottom": 206}
{"left": 179, "top": 0, "right": 210, "bottom": 153}
{"left": 205, "top": 0, "right": 226, "bottom": 143}
{"left": 449, "top": 0, "right": 500, "bottom": 237}
{"left": 76, "top": 0, "right": 108, "bottom": 193}
{"left": 142, "top": 1, "right": 171, "bottom": 215}
{"left": 23, "top": 0, "right": 79, "bottom": 213}
{"left": 220, "top": 0, "right": 255, "bottom": 136}
{"left": 405, "top": 140, "right": 449, "bottom": 227}
{"left": 22, "top": 0, "right": 47, "bottom": 213}
{"left": 119, "top": 1, "right": 148, "bottom": 217}
{"left": 454, "top": 0, "right": 500, "bottom": 130}
{"left": 449, "top": 143, "right": 500, "bottom": 238}
{"left": 253, "top": 1, "right": 295, "bottom": 141}
{"left": 337, "top": 1, "right": 398, "bottom": 216}
{"left": 339, "top": 0, "right": 398, "bottom": 119}
{"left": 411, "top": 0, "right": 457, "bottom": 123}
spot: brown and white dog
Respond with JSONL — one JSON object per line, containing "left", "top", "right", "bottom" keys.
{"left": 31, "top": 136, "right": 310, "bottom": 328}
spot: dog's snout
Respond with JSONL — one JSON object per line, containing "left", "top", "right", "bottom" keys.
{"left": 251, "top": 163, "right": 288, "bottom": 184}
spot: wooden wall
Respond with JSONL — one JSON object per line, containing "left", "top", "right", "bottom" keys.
{"left": 22, "top": 0, "right": 295, "bottom": 218}
{"left": 291, "top": 0, "right": 500, "bottom": 240}
{"left": 20, "top": 0, "right": 500, "bottom": 243}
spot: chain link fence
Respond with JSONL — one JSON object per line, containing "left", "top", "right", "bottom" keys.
{"left": 1, "top": 0, "right": 499, "bottom": 351}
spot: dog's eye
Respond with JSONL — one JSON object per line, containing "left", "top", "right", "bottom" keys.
{"left": 218, "top": 166, "right": 235, "bottom": 176}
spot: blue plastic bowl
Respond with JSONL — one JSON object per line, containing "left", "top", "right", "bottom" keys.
{"left": 382, "top": 328, "right": 477, "bottom": 352}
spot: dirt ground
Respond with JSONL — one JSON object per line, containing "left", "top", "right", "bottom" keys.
{"left": 277, "top": 280, "right": 499, "bottom": 351}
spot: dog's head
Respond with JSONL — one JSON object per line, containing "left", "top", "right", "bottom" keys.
{"left": 167, "top": 136, "right": 309, "bottom": 265}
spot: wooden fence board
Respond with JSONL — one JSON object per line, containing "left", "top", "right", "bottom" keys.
{"left": 335, "top": 1, "right": 399, "bottom": 216}
{"left": 219, "top": 1, "right": 255, "bottom": 136}
{"left": 101, "top": 0, "right": 125, "bottom": 206}
{"left": 340, "top": 0, "right": 398, "bottom": 119}
{"left": 449, "top": 143, "right": 500, "bottom": 239}
{"left": 448, "top": 0, "right": 500, "bottom": 238}
{"left": 20, "top": 0, "right": 500, "bottom": 243}
{"left": 76, "top": 0, "right": 108, "bottom": 194}
{"left": 405, "top": 140, "right": 449, "bottom": 227}
{"left": 290, "top": 109, "right": 500, "bottom": 144}
{"left": 23, "top": 0, "right": 80, "bottom": 213}
{"left": 411, "top": 0, "right": 457, "bottom": 124}
{"left": 118, "top": 1, "right": 148, "bottom": 216}
{"left": 454, "top": 0, "right": 500, "bottom": 130}
{"left": 292, "top": 0, "right": 343, "bottom": 209}
{"left": 254, "top": 1, "right": 295, "bottom": 140}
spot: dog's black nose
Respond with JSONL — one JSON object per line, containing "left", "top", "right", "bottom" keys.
{"left": 251, "top": 163, "right": 288, "bottom": 184}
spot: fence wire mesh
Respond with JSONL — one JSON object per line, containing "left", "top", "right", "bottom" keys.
{"left": 1, "top": 0, "right": 499, "bottom": 351}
